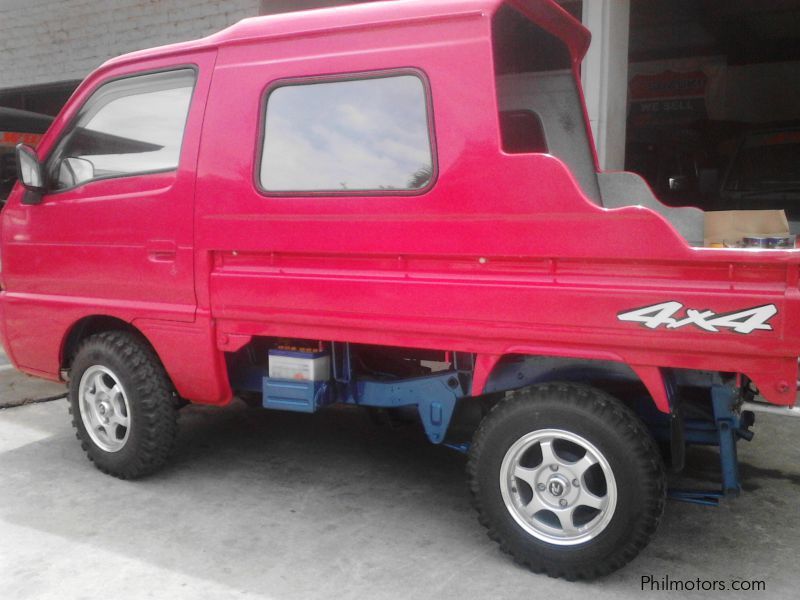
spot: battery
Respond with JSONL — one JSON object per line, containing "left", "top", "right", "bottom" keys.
{"left": 268, "top": 349, "right": 331, "bottom": 382}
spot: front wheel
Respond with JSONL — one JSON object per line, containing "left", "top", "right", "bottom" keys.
{"left": 69, "top": 331, "right": 178, "bottom": 479}
{"left": 468, "top": 383, "right": 666, "bottom": 580}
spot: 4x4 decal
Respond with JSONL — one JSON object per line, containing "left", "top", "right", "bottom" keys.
{"left": 617, "top": 302, "right": 777, "bottom": 335}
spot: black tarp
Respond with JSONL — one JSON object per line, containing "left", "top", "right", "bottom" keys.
{"left": 0, "top": 107, "right": 53, "bottom": 134}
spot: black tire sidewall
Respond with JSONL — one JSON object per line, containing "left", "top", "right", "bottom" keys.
{"left": 69, "top": 337, "right": 159, "bottom": 474}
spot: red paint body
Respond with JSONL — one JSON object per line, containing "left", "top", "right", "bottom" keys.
{"left": 1, "top": 0, "right": 799, "bottom": 412}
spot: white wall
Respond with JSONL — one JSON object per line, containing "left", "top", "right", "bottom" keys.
{"left": 581, "top": 0, "right": 631, "bottom": 171}
{"left": 0, "top": 0, "right": 259, "bottom": 90}
{"left": 259, "top": 0, "right": 366, "bottom": 12}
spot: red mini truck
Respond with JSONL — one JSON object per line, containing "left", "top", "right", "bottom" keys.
{"left": 2, "top": 0, "right": 799, "bottom": 579}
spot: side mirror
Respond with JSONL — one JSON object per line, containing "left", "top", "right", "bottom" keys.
{"left": 59, "top": 157, "right": 95, "bottom": 188}
{"left": 668, "top": 175, "right": 690, "bottom": 193}
{"left": 15, "top": 144, "right": 45, "bottom": 205}
{"left": 16, "top": 144, "right": 44, "bottom": 190}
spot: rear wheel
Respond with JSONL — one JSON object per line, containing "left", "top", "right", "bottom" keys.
{"left": 69, "top": 331, "right": 178, "bottom": 479}
{"left": 468, "top": 383, "right": 665, "bottom": 579}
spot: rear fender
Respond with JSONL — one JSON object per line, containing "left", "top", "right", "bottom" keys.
{"left": 474, "top": 353, "right": 671, "bottom": 413}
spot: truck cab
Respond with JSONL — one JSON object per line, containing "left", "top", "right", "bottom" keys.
{"left": 2, "top": 0, "right": 799, "bottom": 580}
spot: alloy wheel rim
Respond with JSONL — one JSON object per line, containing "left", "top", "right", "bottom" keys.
{"left": 499, "top": 428, "right": 617, "bottom": 545}
{"left": 78, "top": 365, "right": 131, "bottom": 453}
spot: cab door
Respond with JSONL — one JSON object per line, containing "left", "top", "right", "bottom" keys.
{"left": 0, "top": 53, "right": 214, "bottom": 373}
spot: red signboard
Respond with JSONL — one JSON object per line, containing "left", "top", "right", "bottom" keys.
{"left": 628, "top": 70, "right": 709, "bottom": 130}
{"left": 0, "top": 131, "right": 44, "bottom": 147}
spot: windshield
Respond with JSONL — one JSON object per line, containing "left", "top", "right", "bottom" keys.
{"left": 725, "top": 130, "right": 800, "bottom": 192}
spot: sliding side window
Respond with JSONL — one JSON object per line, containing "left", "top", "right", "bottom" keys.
{"left": 259, "top": 72, "right": 435, "bottom": 194}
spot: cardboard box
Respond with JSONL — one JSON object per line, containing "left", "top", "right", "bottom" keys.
{"left": 704, "top": 210, "right": 789, "bottom": 247}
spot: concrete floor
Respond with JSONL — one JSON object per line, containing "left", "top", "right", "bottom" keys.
{"left": 1, "top": 392, "right": 799, "bottom": 600}
{"left": 0, "top": 348, "right": 66, "bottom": 409}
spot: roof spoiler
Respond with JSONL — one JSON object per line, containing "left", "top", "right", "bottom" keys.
{"left": 505, "top": 0, "right": 591, "bottom": 63}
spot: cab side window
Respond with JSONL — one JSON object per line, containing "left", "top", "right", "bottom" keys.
{"left": 49, "top": 69, "right": 196, "bottom": 191}
{"left": 259, "top": 72, "right": 435, "bottom": 194}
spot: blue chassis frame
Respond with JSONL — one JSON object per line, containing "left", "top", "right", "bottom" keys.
{"left": 664, "top": 384, "right": 750, "bottom": 506}
{"left": 233, "top": 345, "right": 752, "bottom": 506}
{"left": 260, "top": 343, "right": 468, "bottom": 444}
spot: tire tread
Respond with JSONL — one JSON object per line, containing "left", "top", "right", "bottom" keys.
{"left": 69, "top": 330, "right": 178, "bottom": 479}
{"left": 467, "top": 382, "right": 666, "bottom": 580}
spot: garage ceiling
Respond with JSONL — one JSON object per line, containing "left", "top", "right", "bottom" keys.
{"left": 630, "top": 0, "right": 800, "bottom": 64}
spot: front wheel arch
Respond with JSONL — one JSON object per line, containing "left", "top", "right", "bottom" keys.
{"left": 61, "top": 315, "right": 158, "bottom": 374}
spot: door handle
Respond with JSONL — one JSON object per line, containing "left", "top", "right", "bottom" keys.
{"left": 147, "top": 241, "right": 177, "bottom": 263}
